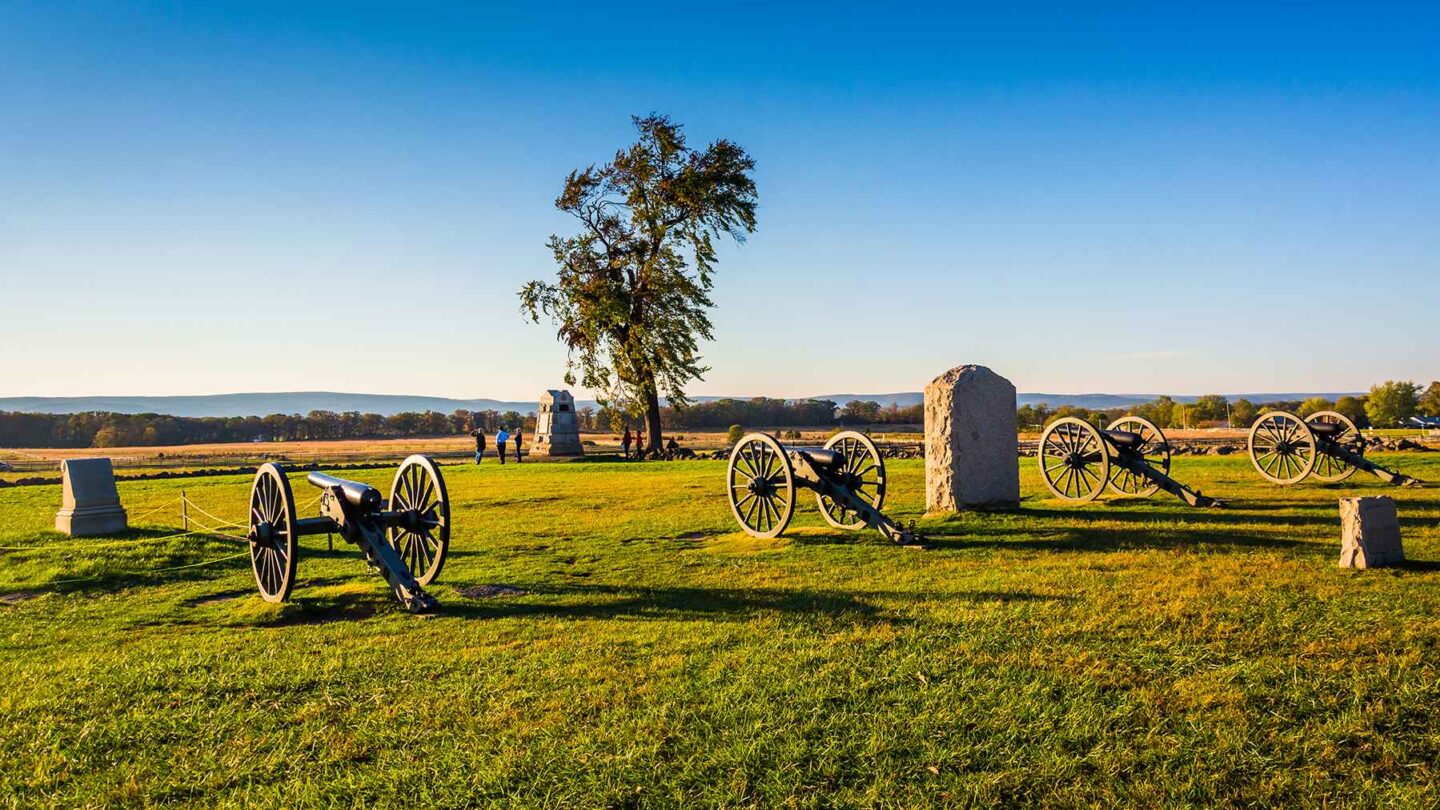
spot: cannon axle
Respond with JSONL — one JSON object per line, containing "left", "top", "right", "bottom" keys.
{"left": 1248, "top": 410, "right": 1424, "bottom": 488}
{"left": 1040, "top": 416, "right": 1221, "bottom": 507}
{"left": 726, "top": 431, "right": 919, "bottom": 545}
{"left": 245, "top": 455, "right": 450, "bottom": 611}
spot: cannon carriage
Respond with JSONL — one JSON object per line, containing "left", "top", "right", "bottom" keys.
{"left": 725, "top": 431, "right": 920, "bottom": 544}
{"left": 246, "top": 454, "right": 450, "bottom": 612}
{"left": 1038, "top": 416, "right": 1220, "bottom": 507}
{"left": 1247, "top": 410, "right": 1422, "bottom": 487}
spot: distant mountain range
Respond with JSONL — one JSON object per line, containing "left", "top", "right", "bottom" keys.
{"left": 0, "top": 390, "right": 1364, "bottom": 418}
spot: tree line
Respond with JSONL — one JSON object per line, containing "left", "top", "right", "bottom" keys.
{"left": 3, "top": 381, "right": 1435, "bottom": 448}
{"left": 1018, "top": 380, "right": 1440, "bottom": 431}
{"left": 588, "top": 398, "right": 923, "bottom": 431}
{"left": 0, "top": 409, "right": 538, "bottom": 449}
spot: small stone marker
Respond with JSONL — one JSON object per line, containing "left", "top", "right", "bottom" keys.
{"left": 1339, "top": 496, "right": 1404, "bottom": 569}
{"left": 925, "top": 364, "right": 1020, "bottom": 511}
{"left": 55, "top": 457, "right": 128, "bottom": 537}
{"left": 530, "top": 389, "right": 584, "bottom": 457}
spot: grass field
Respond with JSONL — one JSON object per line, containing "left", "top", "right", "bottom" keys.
{"left": 3, "top": 453, "right": 1440, "bottom": 807}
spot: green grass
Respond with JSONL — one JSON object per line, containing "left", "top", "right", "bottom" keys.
{"left": 2, "top": 454, "right": 1440, "bottom": 807}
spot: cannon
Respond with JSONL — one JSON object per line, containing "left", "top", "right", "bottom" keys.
{"left": 725, "top": 431, "right": 920, "bottom": 544}
{"left": 1247, "top": 410, "right": 1423, "bottom": 487}
{"left": 245, "top": 455, "right": 450, "bottom": 611}
{"left": 1038, "top": 416, "right": 1220, "bottom": 507}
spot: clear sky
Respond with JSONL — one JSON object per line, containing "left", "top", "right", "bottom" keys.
{"left": 3, "top": 2, "right": 1437, "bottom": 401}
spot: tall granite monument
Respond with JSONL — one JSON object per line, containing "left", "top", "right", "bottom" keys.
{"left": 55, "top": 457, "right": 128, "bottom": 536}
{"left": 531, "top": 389, "right": 584, "bottom": 457}
{"left": 925, "top": 365, "right": 1020, "bottom": 511}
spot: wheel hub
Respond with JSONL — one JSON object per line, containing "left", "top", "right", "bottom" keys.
{"left": 748, "top": 477, "right": 772, "bottom": 496}
{"left": 250, "top": 521, "right": 275, "bottom": 546}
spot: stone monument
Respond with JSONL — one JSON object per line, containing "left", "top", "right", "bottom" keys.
{"left": 1339, "top": 496, "right": 1404, "bottom": 569}
{"left": 531, "top": 389, "right": 584, "bottom": 457}
{"left": 925, "top": 364, "right": 1019, "bottom": 511}
{"left": 55, "top": 457, "right": 128, "bottom": 536}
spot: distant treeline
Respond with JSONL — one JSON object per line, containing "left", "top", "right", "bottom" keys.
{"left": 2, "top": 381, "right": 1434, "bottom": 448}
{"left": 0, "top": 409, "right": 536, "bottom": 449}
{"left": 1020, "top": 380, "right": 1440, "bottom": 431}
{"left": 642, "top": 398, "right": 921, "bottom": 430}
{"left": 0, "top": 399, "right": 920, "bottom": 448}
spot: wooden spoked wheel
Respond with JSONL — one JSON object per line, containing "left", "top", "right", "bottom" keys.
{"left": 816, "top": 431, "right": 887, "bottom": 530}
{"left": 1248, "top": 411, "right": 1317, "bottom": 485}
{"left": 247, "top": 463, "right": 298, "bottom": 603}
{"left": 1039, "top": 418, "right": 1111, "bottom": 502}
{"left": 1307, "top": 410, "right": 1362, "bottom": 483}
{"left": 386, "top": 455, "right": 450, "bottom": 585}
{"left": 727, "top": 433, "right": 795, "bottom": 538}
{"left": 1105, "top": 416, "right": 1170, "bottom": 497}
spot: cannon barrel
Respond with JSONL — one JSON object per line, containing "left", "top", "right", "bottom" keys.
{"left": 306, "top": 471, "right": 382, "bottom": 510}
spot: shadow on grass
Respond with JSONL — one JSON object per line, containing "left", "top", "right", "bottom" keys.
{"left": 918, "top": 520, "right": 1318, "bottom": 555}
{"left": 436, "top": 581, "right": 1071, "bottom": 624}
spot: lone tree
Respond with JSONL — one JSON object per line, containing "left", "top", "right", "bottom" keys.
{"left": 1365, "top": 380, "right": 1420, "bottom": 427}
{"left": 521, "top": 114, "right": 757, "bottom": 454}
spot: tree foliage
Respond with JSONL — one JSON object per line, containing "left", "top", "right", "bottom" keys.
{"left": 1230, "top": 398, "right": 1258, "bottom": 427}
{"left": 520, "top": 114, "right": 757, "bottom": 450}
{"left": 1365, "top": 380, "right": 1420, "bottom": 427}
{"left": 1333, "top": 396, "right": 1368, "bottom": 427}
{"left": 1419, "top": 382, "right": 1440, "bottom": 417}
{"left": 1191, "top": 394, "right": 1230, "bottom": 423}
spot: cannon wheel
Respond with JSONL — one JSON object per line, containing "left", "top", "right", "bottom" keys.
{"left": 386, "top": 455, "right": 450, "bottom": 586}
{"left": 1307, "top": 410, "right": 1362, "bottom": 483}
{"left": 1105, "top": 416, "right": 1170, "bottom": 498}
{"left": 247, "top": 463, "right": 298, "bottom": 603}
{"left": 727, "top": 433, "right": 795, "bottom": 539}
{"left": 1039, "top": 418, "right": 1111, "bottom": 502}
{"left": 1248, "top": 411, "right": 1317, "bottom": 485}
{"left": 816, "top": 431, "right": 887, "bottom": 530}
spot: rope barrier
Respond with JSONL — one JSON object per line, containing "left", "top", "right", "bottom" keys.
{"left": 0, "top": 526, "right": 244, "bottom": 554}
{"left": 178, "top": 495, "right": 247, "bottom": 529}
{"left": 0, "top": 530, "right": 199, "bottom": 553}
{"left": 1, "top": 479, "right": 322, "bottom": 578}
{"left": 183, "top": 519, "right": 249, "bottom": 544}
{"left": 11, "top": 550, "right": 252, "bottom": 587}
{"left": 122, "top": 495, "right": 183, "bottom": 525}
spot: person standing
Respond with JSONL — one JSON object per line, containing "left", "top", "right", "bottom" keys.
{"left": 472, "top": 428, "right": 486, "bottom": 464}
{"left": 513, "top": 428, "right": 524, "bottom": 463}
{"left": 495, "top": 427, "right": 509, "bottom": 465}
{"left": 635, "top": 431, "right": 645, "bottom": 460}
{"left": 621, "top": 428, "right": 632, "bottom": 459}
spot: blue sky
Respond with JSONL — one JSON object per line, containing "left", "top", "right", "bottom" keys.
{"left": 3, "top": 2, "right": 1437, "bottom": 400}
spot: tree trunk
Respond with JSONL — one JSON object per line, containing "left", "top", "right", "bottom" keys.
{"left": 643, "top": 386, "right": 663, "bottom": 454}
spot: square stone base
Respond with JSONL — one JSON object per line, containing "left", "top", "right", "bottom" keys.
{"left": 56, "top": 507, "right": 128, "bottom": 538}
{"left": 530, "top": 443, "right": 584, "bottom": 457}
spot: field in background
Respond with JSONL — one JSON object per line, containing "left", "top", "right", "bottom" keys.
{"left": 4, "top": 423, "right": 1435, "bottom": 486}
{"left": 3, "top": 453, "right": 1440, "bottom": 805}
{"left": 0, "top": 429, "right": 905, "bottom": 479}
